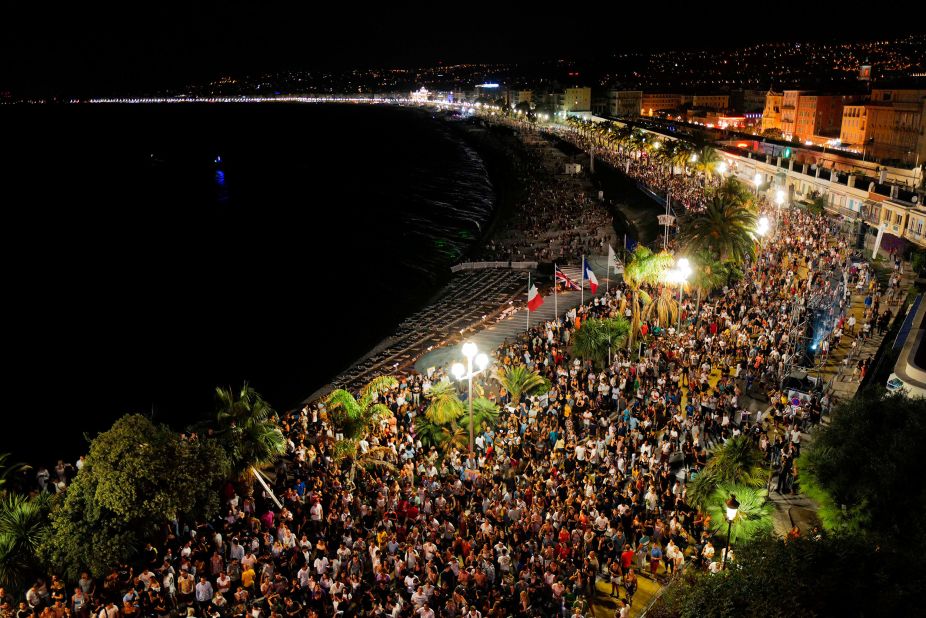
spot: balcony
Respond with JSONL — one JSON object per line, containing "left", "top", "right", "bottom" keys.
{"left": 903, "top": 228, "right": 926, "bottom": 247}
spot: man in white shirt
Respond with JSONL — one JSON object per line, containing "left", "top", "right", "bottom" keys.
{"left": 314, "top": 555, "right": 329, "bottom": 576}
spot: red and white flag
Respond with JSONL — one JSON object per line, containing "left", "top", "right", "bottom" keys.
{"left": 527, "top": 284, "right": 544, "bottom": 311}
{"left": 583, "top": 259, "right": 599, "bottom": 294}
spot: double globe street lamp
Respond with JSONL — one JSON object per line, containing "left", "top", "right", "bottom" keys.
{"left": 451, "top": 342, "right": 490, "bottom": 456}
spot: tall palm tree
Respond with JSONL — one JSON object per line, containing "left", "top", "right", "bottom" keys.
{"left": 326, "top": 375, "right": 399, "bottom": 484}
{"left": 0, "top": 492, "right": 51, "bottom": 595}
{"left": 214, "top": 383, "right": 286, "bottom": 477}
{"left": 643, "top": 287, "right": 680, "bottom": 328}
{"left": 620, "top": 247, "right": 674, "bottom": 347}
{"left": 673, "top": 141, "right": 696, "bottom": 172}
{"left": 495, "top": 364, "right": 549, "bottom": 406}
{"left": 613, "top": 124, "right": 634, "bottom": 155}
{"left": 712, "top": 176, "right": 755, "bottom": 208}
{"left": 658, "top": 139, "right": 680, "bottom": 173}
{"left": 693, "top": 145, "right": 721, "bottom": 178}
{"left": 628, "top": 129, "right": 648, "bottom": 157}
{"left": 572, "top": 317, "right": 631, "bottom": 367}
{"left": 678, "top": 195, "right": 758, "bottom": 264}
{"left": 689, "top": 250, "right": 727, "bottom": 298}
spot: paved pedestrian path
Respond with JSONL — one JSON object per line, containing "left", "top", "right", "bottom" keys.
{"left": 813, "top": 259, "right": 916, "bottom": 403}
{"left": 762, "top": 256, "right": 916, "bottom": 536}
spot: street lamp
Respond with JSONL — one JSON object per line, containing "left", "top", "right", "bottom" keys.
{"left": 756, "top": 216, "right": 770, "bottom": 238}
{"left": 451, "top": 342, "right": 490, "bottom": 456}
{"left": 675, "top": 258, "right": 691, "bottom": 330}
{"left": 722, "top": 493, "right": 740, "bottom": 571}
{"left": 753, "top": 172, "right": 762, "bottom": 197}
{"left": 718, "top": 161, "right": 728, "bottom": 177}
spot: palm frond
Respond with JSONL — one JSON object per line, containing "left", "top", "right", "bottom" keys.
{"left": 495, "top": 365, "right": 548, "bottom": 405}
{"left": 707, "top": 484, "right": 774, "bottom": 543}
{"left": 425, "top": 382, "right": 465, "bottom": 425}
{"left": 326, "top": 389, "right": 362, "bottom": 425}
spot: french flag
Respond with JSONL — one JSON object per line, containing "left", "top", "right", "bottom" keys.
{"left": 527, "top": 284, "right": 544, "bottom": 311}
{"left": 583, "top": 259, "right": 599, "bottom": 294}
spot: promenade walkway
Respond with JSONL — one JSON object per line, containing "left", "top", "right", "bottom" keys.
{"left": 414, "top": 256, "right": 613, "bottom": 373}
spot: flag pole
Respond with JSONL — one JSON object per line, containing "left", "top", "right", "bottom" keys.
{"left": 581, "top": 255, "right": 585, "bottom": 306}
{"left": 527, "top": 271, "right": 531, "bottom": 331}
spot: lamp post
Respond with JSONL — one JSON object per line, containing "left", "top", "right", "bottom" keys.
{"left": 753, "top": 172, "right": 763, "bottom": 197}
{"left": 451, "top": 342, "right": 490, "bottom": 456}
{"left": 671, "top": 258, "right": 692, "bottom": 330}
{"left": 722, "top": 493, "right": 740, "bottom": 571}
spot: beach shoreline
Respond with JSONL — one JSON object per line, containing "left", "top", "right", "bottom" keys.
{"left": 299, "top": 114, "right": 665, "bottom": 406}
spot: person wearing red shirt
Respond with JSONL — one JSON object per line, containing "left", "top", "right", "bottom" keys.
{"left": 620, "top": 545, "right": 635, "bottom": 571}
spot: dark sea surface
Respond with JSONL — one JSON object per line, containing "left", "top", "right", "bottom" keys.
{"left": 0, "top": 104, "right": 494, "bottom": 464}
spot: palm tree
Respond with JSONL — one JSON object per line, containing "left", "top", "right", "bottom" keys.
{"left": 673, "top": 141, "right": 696, "bottom": 172}
{"left": 805, "top": 190, "right": 828, "bottom": 216}
{"left": 709, "top": 436, "right": 768, "bottom": 487}
{"left": 613, "top": 124, "right": 634, "bottom": 155}
{"left": 495, "top": 364, "right": 550, "bottom": 406}
{"left": 657, "top": 139, "right": 681, "bottom": 174}
{"left": 712, "top": 176, "right": 755, "bottom": 208}
{"left": 643, "top": 287, "right": 680, "bottom": 328}
{"left": 326, "top": 375, "right": 398, "bottom": 442}
{"left": 413, "top": 385, "right": 493, "bottom": 454}
{"left": 572, "top": 317, "right": 631, "bottom": 367}
{"left": 688, "top": 436, "right": 768, "bottom": 510}
{"left": 689, "top": 251, "right": 727, "bottom": 298}
{"left": 0, "top": 492, "right": 51, "bottom": 595}
{"left": 628, "top": 129, "right": 648, "bottom": 157}
{"left": 423, "top": 381, "right": 465, "bottom": 424}
{"left": 620, "top": 246, "right": 674, "bottom": 347}
{"left": 707, "top": 484, "right": 774, "bottom": 544}
{"left": 459, "top": 397, "right": 501, "bottom": 435}
{"left": 326, "top": 375, "right": 399, "bottom": 484}
{"left": 0, "top": 454, "right": 29, "bottom": 495}
{"left": 214, "top": 383, "right": 286, "bottom": 478}
{"left": 687, "top": 250, "right": 730, "bottom": 314}
{"left": 678, "top": 194, "right": 758, "bottom": 264}
{"left": 693, "top": 145, "right": 721, "bottom": 178}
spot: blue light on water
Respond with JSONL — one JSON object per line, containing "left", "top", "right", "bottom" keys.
{"left": 215, "top": 170, "right": 225, "bottom": 186}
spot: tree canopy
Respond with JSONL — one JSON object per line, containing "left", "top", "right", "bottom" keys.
{"left": 798, "top": 389, "right": 926, "bottom": 546}
{"left": 41, "top": 414, "right": 230, "bottom": 578}
{"left": 571, "top": 317, "right": 630, "bottom": 367}
{"left": 650, "top": 534, "right": 924, "bottom": 618}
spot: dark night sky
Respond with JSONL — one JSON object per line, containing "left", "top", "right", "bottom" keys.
{"left": 1, "top": 3, "right": 922, "bottom": 95}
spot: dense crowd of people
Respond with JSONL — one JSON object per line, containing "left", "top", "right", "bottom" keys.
{"left": 562, "top": 130, "right": 722, "bottom": 216}
{"left": 475, "top": 132, "right": 614, "bottom": 263}
{"left": 7, "top": 121, "right": 907, "bottom": 618}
